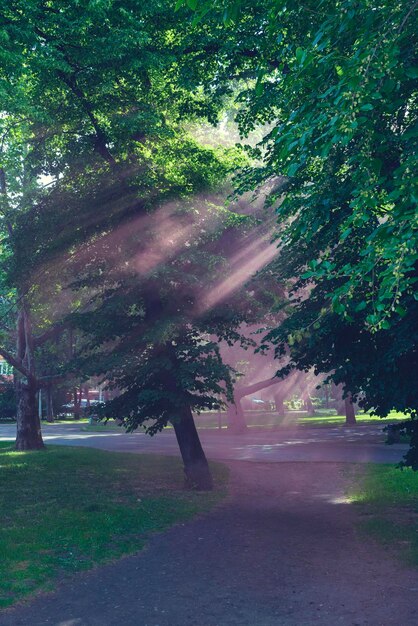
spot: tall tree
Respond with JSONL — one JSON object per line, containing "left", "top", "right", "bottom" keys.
{"left": 179, "top": 0, "right": 418, "bottom": 465}
{"left": 67, "top": 151, "right": 254, "bottom": 489}
{"left": 0, "top": 0, "right": 233, "bottom": 449}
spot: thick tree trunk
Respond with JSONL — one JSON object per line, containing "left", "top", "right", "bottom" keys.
{"left": 226, "top": 396, "right": 247, "bottom": 433}
{"left": 14, "top": 302, "right": 44, "bottom": 450}
{"left": 344, "top": 394, "right": 357, "bottom": 425}
{"left": 171, "top": 405, "right": 213, "bottom": 491}
{"left": 15, "top": 382, "right": 44, "bottom": 450}
{"left": 274, "top": 392, "right": 286, "bottom": 418}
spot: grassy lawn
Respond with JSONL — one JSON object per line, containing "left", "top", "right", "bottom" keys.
{"left": 347, "top": 464, "right": 418, "bottom": 567}
{"left": 0, "top": 443, "right": 228, "bottom": 609}
{"left": 39, "top": 411, "right": 409, "bottom": 432}
{"left": 297, "top": 411, "right": 409, "bottom": 427}
{"left": 50, "top": 418, "right": 90, "bottom": 424}
{"left": 191, "top": 410, "right": 409, "bottom": 430}
{"left": 81, "top": 420, "right": 123, "bottom": 432}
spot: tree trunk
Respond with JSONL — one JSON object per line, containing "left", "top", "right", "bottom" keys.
{"left": 15, "top": 381, "right": 44, "bottom": 450}
{"left": 226, "top": 396, "right": 247, "bottom": 433}
{"left": 304, "top": 395, "right": 316, "bottom": 417}
{"left": 84, "top": 385, "right": 90, "bottom": 407}
{"left": 324, "top": 384, "right": 330, "bottom": 409}
{"left": 171, "top": 405, "right": 213, "bottom": 491}
{"left": 73, "top": 387, "right": 81, "bottom": 419}
{"left": 344, "top": 394, "right": 356, "bottom": 425}
{"left": 274, "top": 392, "right": 286, "bottom": 418}
{"left": 46, "top": 384, "right": 54, "bottom": 422}
{"left": 333, "top": 382, "right": 351, "bottom": 418}
{"left": 14, "top": 302, "right": 44, "bottom": 450}
{"left": 229, "top": 376, "right": 286, "bottom": 431}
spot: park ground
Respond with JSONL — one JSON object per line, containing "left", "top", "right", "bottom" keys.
{"left": 0, "top": 419, "right": 418, "bottom": 625}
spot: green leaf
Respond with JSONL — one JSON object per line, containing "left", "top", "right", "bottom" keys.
{"left": 295, "top": 47, "right": 305, "bottom": 64}
{"left": 287, "top": 163, "right": 300, "bottom": 176}
{"left": 370, "top": 159, "right": 382, "bottom": 175}
{"left": 405, "top": 67, "right": 418, "bottom": 79}
{"left": 255, "top": 79, "right": 264, "bottom": 96}
{"left": 355, "top": 301, "right": 367, "bottom": 312}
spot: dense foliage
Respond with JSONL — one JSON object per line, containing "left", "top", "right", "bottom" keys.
{"left": 68, "top": 154, "right": 253, "bottom": 434}
{"left": 178, "top": 0, "right": 418, "bottom": 465}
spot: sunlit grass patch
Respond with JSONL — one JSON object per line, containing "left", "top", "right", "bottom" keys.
{"left": 298, "top": 411, "right": 409, "bottom": 427}
{"left": 346, "top": 464, "right": 418, "bottom": 567}
{"left": 0, "top": 442, "right": 228, "bottom": 608}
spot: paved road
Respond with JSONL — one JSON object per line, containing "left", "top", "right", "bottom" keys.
{"left": 0, "top": 422, "right": 408, "bottom": 464}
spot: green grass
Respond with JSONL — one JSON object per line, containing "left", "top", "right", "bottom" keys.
{"left": 192, "top": 410, "right": 409, "bottom": 430}
{"left": 0, "top": 443, "right": 228, "bottom": 609}
{"left": 297, "top": 411, "right": 409, "bottom": 427}
{"left": 81, "top": 420, "right": 123, "bottom": 432}
{"left": 46, "top": 411, "right": 409, "bottom": 432}
{"left": 42, "top": 418, "right": 89, "bottom": 425}
{"left": 347, "top": 463, "right": 418, "bottom": 567}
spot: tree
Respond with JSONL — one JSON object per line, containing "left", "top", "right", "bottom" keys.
{"left": 179, "top": 0, "right": 418, "bottom": 465}
{"left": 225, "top": 375, "right": 275, "bottom": 433}
{"left": 67, "top": 157, "right": 255, "bottom": 488}
{"left": 0, "top": 0, "right": 235, "bottom": 450}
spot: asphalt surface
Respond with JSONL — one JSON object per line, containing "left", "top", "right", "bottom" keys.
{"left": 0, "top": 421, "right": 408, "bottom": 464}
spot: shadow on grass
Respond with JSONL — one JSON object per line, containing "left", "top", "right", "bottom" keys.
{"left": 0, "top": 443, "right": 228, "bottom": 609}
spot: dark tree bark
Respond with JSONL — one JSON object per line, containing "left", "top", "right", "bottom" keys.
{"left": 171, "top": 405, "right": 213, "bottom": 491}
{"left": 15, "top": 381, "right": 44, "bottom": 450}
{"left": 14, "top": 304, "right": 45, "bottom": 450}
{"left": 73, "top": 387, "right": 81, "bottom": 420}
{"left": 344, "top": 394, "right": 357, "bottom": 425}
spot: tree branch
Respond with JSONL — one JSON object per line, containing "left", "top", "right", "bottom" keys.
{"left": 235, "top": 376, "right": 281, "bottom": 399}
{"left": 34, "top": 323, "right": 68, "bottom": 347}
{"left": 0, "top": 347, "right": 30, "bottom": 378}
{"left": 399, "top": 1, "right": 418, "bottom": 33}
{"left": 38, "top": 374, "right": 66, "bottom": 387}
{"left": 56, "top": 71, "right": 116, "bottom": 166}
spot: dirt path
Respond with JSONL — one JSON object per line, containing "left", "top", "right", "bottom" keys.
{"left": 1, "top": 462, "right": 417, "bottom": 626}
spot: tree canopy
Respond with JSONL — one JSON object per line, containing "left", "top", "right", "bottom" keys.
{"left": 176, "top": 0, "right": 418, "bottom": 464}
